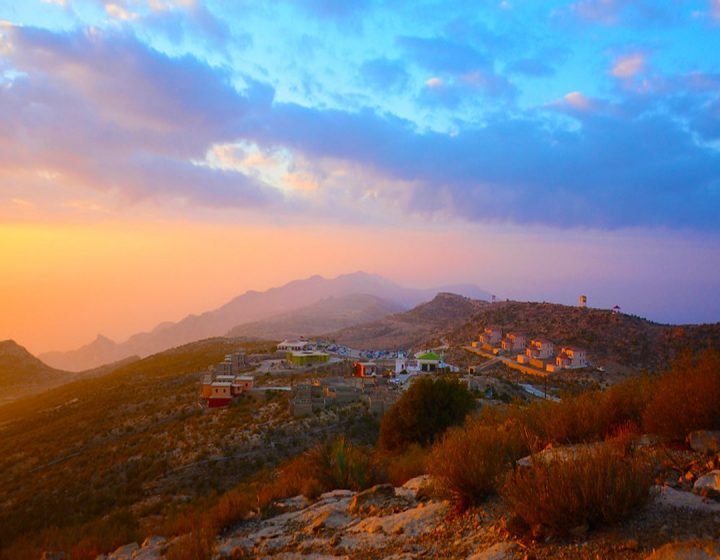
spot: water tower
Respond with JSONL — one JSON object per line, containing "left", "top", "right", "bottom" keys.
{"left": 579, "top": 295, "right": 587, "bottom": 308}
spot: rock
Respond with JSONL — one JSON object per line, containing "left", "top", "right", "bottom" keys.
{"left": 347, "top": 483, "right": 396, "bottom": 514}
{"left": 41, "top": 553, "right": 65, "bottom": 560}
{"left": 694, "top": 470, "right": 720, "bottom": 499}
{"left": 349, "top": 500, "right": 449, "bottom": 538}
{"left": 467, "top": 542, "right": 518, "bottom": 560}
{"left": 688, "top": 431, "right": 720, "bottom": 453}
{"left": 655, "top": 486, "right": 720, "bottom": 512}
{"left": 306, "top": 510, "right": 331, "bottom": 533}
{"left": 107, "top": 543, "right": 139, "bottom": 560}
{"left": 645, "top": 539, "right": 720, "bottom": 559}
{"left": 516, "top": 443, "right": 603, "bottom": 468}
{"left": 140, "top": 536, "right": 166, "bottom": 549}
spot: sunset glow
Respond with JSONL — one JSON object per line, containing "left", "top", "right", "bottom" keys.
{"left": 1, "top": 0, "right": 719, "bottom": 353}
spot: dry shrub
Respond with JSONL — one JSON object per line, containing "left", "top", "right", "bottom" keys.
{"left": 382, "top": 444, "right": 429, "bottom": 487}
{"left": 257, "top": 437, "right": 377, "bottom": 513}
{"left": 643, "top": 349, "right": 720, "bottom": 440}
{"left": 501, "top": 440, "right": 654, "bottom": 536}
{"left": 428, "top": 419, "right": 528, "bottom": 511}
{"left": 513, "top": 375, "right": 655, "bottom": 448}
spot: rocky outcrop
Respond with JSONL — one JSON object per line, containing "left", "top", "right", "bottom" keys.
{"left": 688, "top": 431, "right": 720, "bottom": 454}
{"left": 645, "top": 540, "right": 720, "bottom": 559}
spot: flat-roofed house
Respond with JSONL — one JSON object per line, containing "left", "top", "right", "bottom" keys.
{"left": 278, "top": 339, "right": 310, "bottom": 352}
{"left": 355, "top": 361, "right": 378, "bottom": 377}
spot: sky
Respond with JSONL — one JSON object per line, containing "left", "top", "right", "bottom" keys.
{"left": 1, "top": 0, "right": 719, "bottom": 354}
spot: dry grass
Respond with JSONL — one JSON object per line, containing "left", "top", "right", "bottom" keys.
{"left": 643, "top": 349, "right": 720, "bottom": 440}
{"left": 428, "top": 420, "right": 528, "bottom": 510}
{"left": 501, "top": 440, "right": 654, "bottom": 536}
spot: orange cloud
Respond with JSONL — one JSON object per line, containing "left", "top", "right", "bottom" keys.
{"left": 612, "top": 53, "right": 645, "bottom": 78}
{"left": 563, "top": 91, "right": 592, "bottom": 110}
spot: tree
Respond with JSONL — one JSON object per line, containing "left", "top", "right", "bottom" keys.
{"left": 379, "top": 376, "right": 475, "bottom": 450}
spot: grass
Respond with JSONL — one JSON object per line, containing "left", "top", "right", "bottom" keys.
{"left": 428, "top": 420, "right": 529, "bottom": 510}
{"left": 643, "top": 349, "right": 720, "bottom": 440}
{"left": 501, "top": 439, "right": 654, "bottom": 537}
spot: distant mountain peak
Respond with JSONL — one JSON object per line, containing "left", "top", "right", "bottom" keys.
{"left": 0, "top": 339, "right": 30, "bottom": 356}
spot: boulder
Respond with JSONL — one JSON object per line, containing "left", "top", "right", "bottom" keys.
{"left": 693, "top": 470, "right": 720, "bottom": 499}
{"left": 347, "top": 483, "right": 396, "bottom": 514}
{"left": 687, "top": 431, "right": 720, "bottom": 454}
{"left": 645, "top": 540, "right": 720, "bottom": 559}
{"left": 106, "top": 543, "right": 139, "bottom": 560}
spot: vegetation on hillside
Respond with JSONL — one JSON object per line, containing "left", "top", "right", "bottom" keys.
{"left": 442, "top": 301, "right": 720, "bottom": 372}
{"left": 378, "top": 376, "right": 475, "bottom": 450}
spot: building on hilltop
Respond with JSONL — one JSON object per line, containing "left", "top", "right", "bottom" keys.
{"left": 286, "top": 350, "right": 330, "bottom": 368}
{"left": 415, "top": 351, "right": 443, "bottom": 372}
{"left": 501, "top": 332, "right": 527, "bottom": 353}
{"left": 278, "top": 339, "right": 311, "bottom": 352}
{"left": 553, "top": 346, "right": 588, "bottom": 370}
{"left": 201, "top": 373, "right": 255, "bottom": 408}
{"left": 354, "top": 361, "right": 378, "bottom": 377}
{"left": 479, "top": 326, "right": 502, "bottom": 348}
{"left": 526, "top": 338, "right": 554, "bottom": 360}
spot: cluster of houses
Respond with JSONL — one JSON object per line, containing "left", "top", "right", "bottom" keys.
{"left": 353, "top": 350, "right": 450, "bottom": 378}
{"left": 473, "top": 327, "right": 588, "bottom": 373}
{"left": 277, "top": 339, "right": 330, "bottom": 368}
{"left": 200, "top": 352, "right": 255, "bottom": 408}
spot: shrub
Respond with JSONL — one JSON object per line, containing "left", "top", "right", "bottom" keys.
{"left": 643, "top": 349, "right": 720, "bottom": 440}
{"left": 428, "top": 419, "right": 528, "bottom": 511}
{"left": 381, "top": 444, "right": 429, "bottom": 487}
{"left": 501, "top": 440, "right": 654, "bottom": 536}
{"left": 257, "top": 437, "right": 377, "bottom": 512}
{"left": 379, "top": 377, "right": 475, "bottom": 450}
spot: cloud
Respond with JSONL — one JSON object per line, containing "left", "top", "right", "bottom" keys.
{"left": 568, "top": 0, "right": 677, "bottom": 26}
{"left": 425, "top": 76, "right": 443, "bottom": 88}
{"left": 563, "top": 91, "right": 593, "bottom": 110}
{"left": 713, "top": 0, "right": 720, "bottom": 19}
{"left": 399, "top": 35, "right": 490, "bottom": 75}
{"left": 2, "top": 24, "right": 719, "bottom": 231}
{"left": 0, "top": 25, "right": 277, "bottom": 209}
{"left": 611, "top": 53, "right": 645, "bottom": 78}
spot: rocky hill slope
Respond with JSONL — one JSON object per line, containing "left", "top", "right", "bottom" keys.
{"left": 105, "top": 467, "right": 720, "bottom": 560}
{"left": 0, "top": 340, "right": 75, "bottom": 403}
{"left": 325, "top": 293, "right": 487, "bottom": 350}
{"left": 441, "top": 301, "right": 720, "bottom": 373}
{"left": 0, "top": 338, "right": 367, "bottom": 554}
{"left": 226, "top": 293, "right": 405, "bottom": 340}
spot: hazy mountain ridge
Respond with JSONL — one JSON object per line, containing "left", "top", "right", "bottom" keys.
{"left": 0, "top": 340, "right": 75, "bottom": 403}
{"left": 40, "top": 272, "right": 491, "bottom": 371}
{"left": 324, "top": 292, "right": 487, "bottom": 350}
{"left": 225, "top": 293, "right": 406, "bottom": 340}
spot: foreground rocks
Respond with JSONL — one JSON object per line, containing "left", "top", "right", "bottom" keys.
{"left": 100, "top": 437, "right": 720, "bottom": 560}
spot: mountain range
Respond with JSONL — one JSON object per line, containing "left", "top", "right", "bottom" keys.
{"left": 40, "top": 272, "right": 491, "bottom": 371}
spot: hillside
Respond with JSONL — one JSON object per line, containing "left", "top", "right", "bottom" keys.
{"left": 325, "top": 292, "right": 487, "bottom": 350}
{"left": 0, "top": 340, "right": 75, "bottom": 404}
{"left": 226, "top": 293, "right": 405, "bottom": 340}
{"left": 41, "top": 272, "right": 491, "bottom": 371}
{"left": 0, "top": 338, "right": 366, "bottom": 554}
{"left": 441, "top": 301, "right": 720, "bottom": 373}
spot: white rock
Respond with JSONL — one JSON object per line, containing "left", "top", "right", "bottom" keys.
{"left": 467, "top": 542, "right": 518, "bottom": 560}
{"left": 107, "top": 543, "right": 139, "bottom": 560}
{"left": 654, "top": 485, "right": 720, "bottom": 512}
{"left": 645, "top": 540, "right": 720, "bottom": 559}
{"left": 348, "top": 500, "right": 448, "bottom": 538}
{"left": 694, "top": 470, "right": 720, "bottom": 495}
{"left": 687, "top": 430, "right": 720, "bottom": 453}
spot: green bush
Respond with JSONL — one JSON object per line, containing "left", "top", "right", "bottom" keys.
{"left": 428, "top": 419, "right": 528, "bottom": 510}
{"left": 501, "top": 440, "right": 653, "bottom": 536}
{"left": 379, "top": 377, "right": 475, "bottom": 450}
